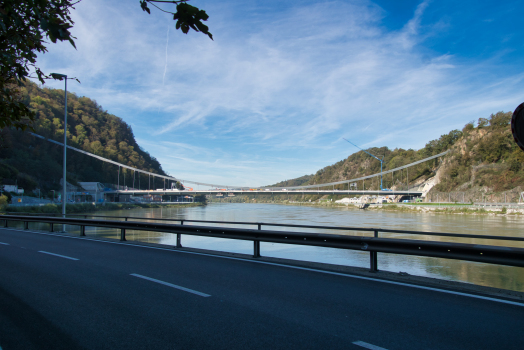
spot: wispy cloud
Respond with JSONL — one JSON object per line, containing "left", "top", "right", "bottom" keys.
{"left": 37, "top": 0, "right": 524, "bottom": 186}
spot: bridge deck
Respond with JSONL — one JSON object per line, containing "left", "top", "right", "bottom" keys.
{"left": 107, "top": 189, "right": 423, "bottom": 196}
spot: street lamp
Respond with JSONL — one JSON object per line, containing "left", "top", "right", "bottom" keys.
{"left": 51, "top": 73, "right": 68, "bottom": 218}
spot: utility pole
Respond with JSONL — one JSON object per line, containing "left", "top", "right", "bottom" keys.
{"left": 344, "top": 138, "right": 385, "bottom": 190}
{"left": 51, "top": 73, "right": 69, "bottom": 218}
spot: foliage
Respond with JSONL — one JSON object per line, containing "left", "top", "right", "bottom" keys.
{"left": 435, "top": 112, "right": 524, "bottom": 192}
{"left": 0, "top": 162, "right": 18, "bottom": 180}
{"left": 270, "top": 174, "right": 313, "bottom": 187}
{"left": 278, "top": 111, "right": 523, "bottom": 194}
{"left": 0, "top": 81, "right": 170, "bottom": 194}
{"left": 0, "top": 194, "right": 7, "bottom": 208}
{"left": 489, "top": 111, "right": 512, "bottom": 127}
{"left": 1, "top": 0, "right": 211, "bottom": 131}
{"left": 0, "top": 0, "right": 77, "bottom": 130}
{"left": 17, "top": 173, "right": 38, "bottom": 192}
{"left": 193, "top": 194, "right": 207, "bottom": 203}
{"left": 280, "top": 129, "right": 463, "bottom": 191}
{"left": 140, "top": 1, "right": 213, "bottom": 40}
{"left": 3, "top": 201, "right": 203, "bottom": 214}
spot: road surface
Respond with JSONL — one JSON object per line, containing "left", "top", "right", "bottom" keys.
{"left": 0, "top": 228, "right": 522, "bottom": 349}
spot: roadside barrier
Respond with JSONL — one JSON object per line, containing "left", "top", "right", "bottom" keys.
{"left": 1, "top": 214, "right": 523, "bottom": 272}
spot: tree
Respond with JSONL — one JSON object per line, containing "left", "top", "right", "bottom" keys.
{"left": 1, "top": 0, "right": 211, "bottom": 131}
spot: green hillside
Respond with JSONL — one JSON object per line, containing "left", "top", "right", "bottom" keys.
{"left": 0, "top": 82, "right": 170, "bottom": 197}
{"left": 272, "top": 112, "right": 524, "bottom": 196}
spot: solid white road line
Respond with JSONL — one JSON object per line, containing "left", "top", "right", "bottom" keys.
{"left": 10, "top": 228, "right": 524, "bottom": 307}
{"left": 353, "top": 340, "right": 388, "bottom": 350}
{"left": 130, "top": 273, "right": 211, "bottom": 297}
{"left": 38, "top": 251, "right": 79, "bottom": 261}
{"left": 0, "top": 242, "right": 9, "bottom": 245}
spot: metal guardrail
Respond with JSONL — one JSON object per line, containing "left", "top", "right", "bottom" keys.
{"left": 2, "top": 214, "right": 524, "bottom": 272}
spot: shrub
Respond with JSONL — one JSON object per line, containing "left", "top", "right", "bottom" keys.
{"left": 489, "top": 112, "right": 512, "bottom": 128}
{"left": 0, "top": 195, "right": 8, "bottom": 209}
{"left": 462, "top": 122, "right": 474, "bottom": 133}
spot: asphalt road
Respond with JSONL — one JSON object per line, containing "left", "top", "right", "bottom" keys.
{"left": 0, "top": 228, "right": 522, "bottom": 350}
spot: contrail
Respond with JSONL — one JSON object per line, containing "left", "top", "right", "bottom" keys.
{"left": 163, "top": 24, "right": 170, "bottom": 86}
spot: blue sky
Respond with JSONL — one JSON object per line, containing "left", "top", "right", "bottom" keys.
{"left": 38, "top": 0, "right": 524, "bottom": 187}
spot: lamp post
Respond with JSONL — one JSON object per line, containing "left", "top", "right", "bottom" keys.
{"left": 52, "top": 73, "right": 68, "bottom": 217}
{"left": 51, "top": 190, "right": 55, "bottom": 203}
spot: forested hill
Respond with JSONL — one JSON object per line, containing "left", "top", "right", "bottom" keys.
{"left": 0, "top": 82, "right": 168, "bottom": 195}
{"left": 271, "top": 111, "right": 524, "bottom": 194}
{"left": 271, "top": 129, "right": 464, "bottom": 189}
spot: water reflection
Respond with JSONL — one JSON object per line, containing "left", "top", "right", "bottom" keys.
{"left": 22, "top": 203, "right": 524, "bottom": 291}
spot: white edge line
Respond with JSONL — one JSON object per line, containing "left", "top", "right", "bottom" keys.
{"left": 130, "top": 273, "right": 210, "bottom": 297}
{"left": 0, "top": 242, "right": 9, "bottom": 245}
{"left": 353, "top": 340, "right": 388, "bottom": 350}
{"left": 7, "top": 228, "right": 524, "bottom": 307}
{"left": 38, "top": 250, "right": 79, "bottom": 261}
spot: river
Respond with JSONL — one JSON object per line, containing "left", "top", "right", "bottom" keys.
{"left": 52, "top": 203, "right": 524, "bottom": 291}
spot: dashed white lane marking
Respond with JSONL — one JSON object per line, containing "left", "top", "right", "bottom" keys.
{"left": 353, "top": 340, "right": 388, "bottom": 350}
{"left": 38, "top": 251, "right": 79, "bottom": 261}
{"left": 9, "top": 228, "right": 524, "bottom": 307}
{"left": 130, "top": 273, "right": 211, "bottom": 297}
{"left": 0, "top": 242, "right": 9, "bottom": 245}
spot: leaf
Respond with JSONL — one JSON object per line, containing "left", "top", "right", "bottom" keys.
{"left": 140, "top": 1, "right": 150, "bottom": 14}
{"left": 68, "top": 37, "right": 76, "bottom": 49}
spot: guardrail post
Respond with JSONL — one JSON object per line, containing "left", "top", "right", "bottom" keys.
{"left": 175, "top": 220, "right": 183, "bottom": 248}
{"left": 80, "top": 225, "right": 86, "bottom": 236}
{"left": 125, "top": 217, "right": 128, "bottom": 222}
{"left": 50, "top": 223, "right": 54, "bottom": 232}
{"left": 253, "top": 224, "right": 261, "bottom": 258}
{"left": 24, "top": 221, "right": 28, "bottom": 230}
{"left": 120, "top": 228, "right": 126, "bottom": 241}
{"left": 3, "top": 219, "right": 7, "bottom": 228}
{"left": 370, "top": 230, "right": 378, "bottom": 272}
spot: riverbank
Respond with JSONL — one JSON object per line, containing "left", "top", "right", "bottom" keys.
{"left": 231, "top": 199, "right": 524, "bottom": 215}
{"left": 1, "top": 202, "right": 205, "bottom": 215}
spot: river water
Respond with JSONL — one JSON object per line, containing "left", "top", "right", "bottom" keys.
{"left": 35, "top": 203, "right": 524, "bottom": 291}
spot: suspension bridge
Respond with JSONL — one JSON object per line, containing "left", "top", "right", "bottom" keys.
{"left": 31, "top": 133, "right": 448, "bottom": 199}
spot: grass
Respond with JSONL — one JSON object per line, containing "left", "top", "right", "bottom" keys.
{"left": 1, "top": 202, "right": 205, "bottom": 215}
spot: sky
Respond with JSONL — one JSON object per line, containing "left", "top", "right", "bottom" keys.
{"left": 37, "top": 0, "right": 524, "bottom": 188}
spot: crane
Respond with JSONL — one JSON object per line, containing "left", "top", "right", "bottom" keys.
{"left": 343, "top": 138, "right": 386, "bottom": 190}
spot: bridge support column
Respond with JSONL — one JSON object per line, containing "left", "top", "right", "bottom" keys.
{"left": 370, "top": 230, "right": 378, "bottom": 272}
{"left": 176, "top": 233, "right": 182, "bottom": 248}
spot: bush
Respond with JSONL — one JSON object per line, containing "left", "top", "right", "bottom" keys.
{"left": 478, "top": 118, "right": 488, "bottom": 128}
{"left": 462, "top": 122, "right": 474, "bottom": 133}
{"left": 0, "top": 195, "right": 8, "bottom": 209}
{"left": 489, "top": 112, "right": 512, "bottom": 128}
